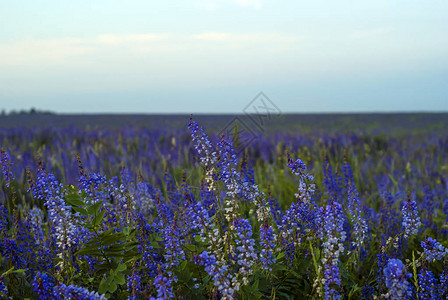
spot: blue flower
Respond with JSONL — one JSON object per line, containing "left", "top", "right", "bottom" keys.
{"left": 259, "top": 222, "right": 276, "bottom": 271}
{"left": 152, "top": 274, "right": 174, "bottom": 299}
{"left": 421, "top": 237, "right": 448, "bottom": 262}
{"left": 383, "top": 258, "right": 413, "bottom": 300}
{"left": 233, "top": 218, "right": 257, "bottom": 285}
{"left": 127, "top": 267, "right": 142, "bottom": 299}
{"left": 188, "top": 119, "right": 217, "bottom": 170}
{"left": 32, "top": 272, "right": 55, "bottom": 300}
{"left": 418, "top": 268, "right": 439, "bottom": 300}
{"left": 31, "top": 169, "right": 81, "bottom": 263}
{"left": 54, "top": 283, "right": 107, "bottom": 300}
{"left": 0, "top": 149, "right": 14, "bottom": 187}
{"left": 0, "top": 278, "right": 7, "bottom": 298}
{"left": 343, "top": 162, "right": 368, "bottom": 249}
{"left": 402, "top": 196, "right": 421, "bottom": 239}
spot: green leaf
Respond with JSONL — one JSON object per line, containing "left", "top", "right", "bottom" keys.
{"left": 114, "top": 272, "right": 125, "bottom": 285}
{"left": 102, "top": 232, "right": 125, "bottom": 246}
{"left": 179, "top": 260, "right": 188, "bottom": 271}
{"left": 109, "top": 282, "right": 117, "bottom": 293}
{"left": 252, "top": 279, "right": 259, "bottom": 290}
{"left": 65, "top": 193, "right": 80, "bottom": 201}
{"left": 72, "top": 206, "right": 88, "bottom": 216}
{"left": 98, "top": 228, "right": 115, "bottom": 238}
{"left": 117, "top": 264, "right": 127, "bottom": 272}
{"left": 93, "top": 210, "right": 106, "bottom": 227}
{"left": 98, "top": 278, "right": 108, "bottom": 295}
{"left": 185, "top": 244, "right": 197, "bottom": 252}
{"left": 276, "top": 252, "right": 285, "bottom": 260}
{"left": 88, "top": 202, "right": 102, "bottom": 215}
{"left": 153, "top": 235, "right": 163, "bottom": 242}
{"left": 76, "top": 244, "right": 103, "bottom": 256}
{"left": 65, "top": 198, "right": 85, "bottom": 207}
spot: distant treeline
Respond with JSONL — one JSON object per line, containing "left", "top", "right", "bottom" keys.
{"left": 1, "top": 108, "right": 55, "bottom": 116}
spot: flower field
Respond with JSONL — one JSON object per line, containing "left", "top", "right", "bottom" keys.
{"left": 0, "top": 115, "right": 447, "bottom": 299}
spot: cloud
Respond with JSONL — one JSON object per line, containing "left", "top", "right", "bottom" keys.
{"left": 196, "top": 0, "right": 262, "bottom": 10}
{"left": 348, "top": 27, "right": 392, "bottom": 39}
{"left": 97, "top": 34, "right": 170, "bottom": 45}
{"left": 233, "top": 0, "right": 261, "bottom": 9}
{"left": 1, "top": 29, "right": 446, "bottom": 97}
{"left": 0, "top": 32, "right": 301, "bottom": 67}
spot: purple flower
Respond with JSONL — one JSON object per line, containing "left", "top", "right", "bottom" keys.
{"left": 0, "top": 278, "right": 7, "bottom": 298}
{"left": 31, "top": 169, "right": 81, "bottom": 263}
{"left": 287, "top": 156, "right": 315, "bottom": 204}
{"left": 233, "top": 218, "right": 257, "bottom": 285}
{"left": 402, "top": 196, "right": 421, "bottom": 239}
{"left": 188, "top": 119, "right": 217, "bottom": 170}
{"left": 259, "top": 222, "right": 276, "bottom": 271}
{"left": 32, "top": 272, "right": 55, "bottom": 300}
{"left": 152, "top": 274, "right": 174, "bottom": 300}
{"left": 162, "top": 219, "right": 185, "bottom": 271}
{"left": 383, "top": 258, "right": 413, "bottom": 300}
{"left": 196, "top": 250, "right": 236, "bottom": 299}
{"left": 323, "top": 263, "right": 341, "bottom": 300}
{"left": 343, "top": 162, "right": 368, "bottom": 249}
{"left": 127, "top": 268, "right": 142, "bottom": 299}
{"left": 418, "top": 268, "right": 438, "bottom": 300}
{"left": 421, "top": 237, "right": 448, "bottom": 262}
{"left": 0, "top": 201, "right": 7, "bottom": 234}
{"left": 0, "top": 149, "right": 14, "bottom": 187}
{"left": 54, "top": 283, "right": 106, "bottom": 300}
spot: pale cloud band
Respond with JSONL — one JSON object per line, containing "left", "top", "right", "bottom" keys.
{"left": 0, "top": 29, "right": 446, "bottom": 97}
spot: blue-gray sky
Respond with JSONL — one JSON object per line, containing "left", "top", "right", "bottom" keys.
{"left": 1, "top": 0, "right": 447, "bottom": 113}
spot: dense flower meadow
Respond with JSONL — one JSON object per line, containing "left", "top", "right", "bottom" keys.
{"left": 0, "top": 116, "right": 447, "bottom": 299}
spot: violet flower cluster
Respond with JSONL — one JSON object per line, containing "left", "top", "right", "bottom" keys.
{"left": 383, "top": 258, "right": 413, "bottom": 300}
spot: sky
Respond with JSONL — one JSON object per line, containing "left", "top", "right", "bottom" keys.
{"left": 0, "top": 0, "right": 447, "bottom": 113}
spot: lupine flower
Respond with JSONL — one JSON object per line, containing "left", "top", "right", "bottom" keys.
{"left": 267, "top": 194, "right": 282, "bottom": 226}
{"left": 279, "top": 201, "right": 316, "bottom": 260}
{"left": 320, "top": 202, "right": 346, "bottom": 300}
{"left": 323, "top": 161, "right": 342, "bottom": 204}
{"left": 376, "top": 251, "right": 390, "bottom": 290}
{"left": 54, "top": 283, "right": 107, "bottom": 300}
{"left": 32, "top": 272, "right": 55, "bottom": 300}
{"left": 0, "top": 200, "right": 7, "bottom": 234}
{"left": 233, "top": 218, "right": 257, "bottom": 286}
{"left": 421, "top": 236, "right": 448, "bottom": 262}
{"left": 0, "top": 149, "right": 14, "bottom": 187}
{"left": 26, "top": 208, "right": 45, "bottom": 244}
{"left": 259, "top": 222, "right": 276, "bottom": 271}
{"left": 152, "top": 273, "right": 174, "bottom": 300}
{"left": 188, "top": 118, "right": 217, "bottom": 192}
{"left": 288, "top": 156, "right": 315, "bottom": 204}
{"left": 321, "top": 202, "right": 346, "bottom": 264}
{"left": 383, "top": 258, "right": 413, "bottom": 300}
{"left": 323, "top": 263, "right": 341, "bottom": 300}
{"left": 78, "top": 172, "right": 108, "bottom": 203}
{"left": 439, "top": 265, "right": 448, "bottom": 297}
{"left": 343, "top": 162, "right": 368, "bottom": 249}
{"left": 134, "top": 181, "right": 156, "bottom": 216}
{"left": 196, "top": 250, "right": 236, "bottom": 300}
{"left": 127, "top": 267, "right": 142, "bottom": 300}
{"left": 31, "top": 169, "right": 81, "bottom": 263}
{"left": 402, "top": 196, "right": 421, "bottom": 239}
{"left": 0, "top": 278, "right": 7, "bottom": 298}
{"left": 162, "top": 218, "right": 185, "bottom": 271}
{"left": 418, "top": 268, "right": 438, "bottom": 300}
